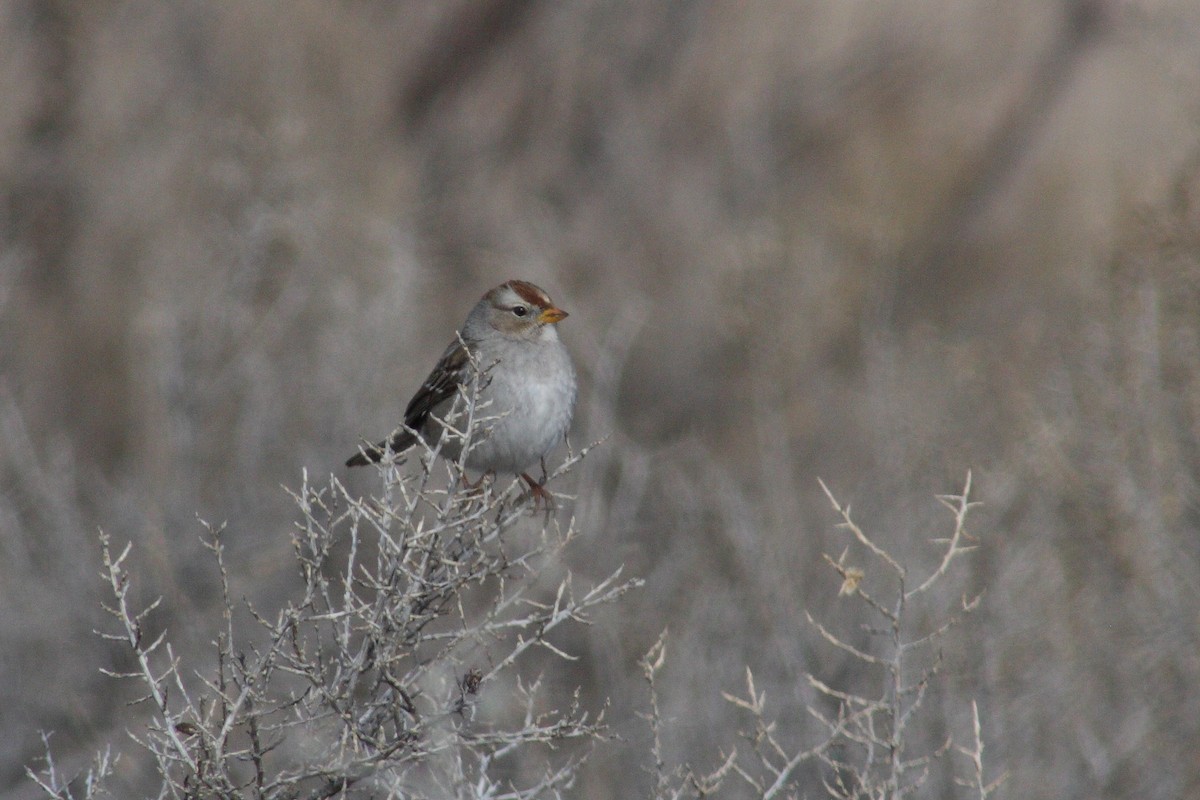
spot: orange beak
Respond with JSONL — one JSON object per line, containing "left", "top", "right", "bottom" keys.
{"left": 538, "top": 306, "right": 568, "bottom": 324}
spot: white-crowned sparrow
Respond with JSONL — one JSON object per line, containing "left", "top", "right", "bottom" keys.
{"left": 347, "top": 280, "right": 576, "bottom": 502}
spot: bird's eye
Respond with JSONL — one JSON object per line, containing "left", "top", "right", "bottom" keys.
{"left": 512, "top": 305, "right": 528, "bottom": 317}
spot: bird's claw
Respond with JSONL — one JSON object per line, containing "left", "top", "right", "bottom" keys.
{"left": 520, "top": 472, "right": 556, "bottom": 513}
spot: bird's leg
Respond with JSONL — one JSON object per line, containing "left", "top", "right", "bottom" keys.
{"left": 520, "top": 469, "right": 555, "bottom": 512}
{"left": 462, "top": 470, "right": 494, "bottom": 492}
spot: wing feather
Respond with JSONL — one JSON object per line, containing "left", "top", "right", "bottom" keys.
{"left": 346, "top": 337, "right": 473, "bottom": 467}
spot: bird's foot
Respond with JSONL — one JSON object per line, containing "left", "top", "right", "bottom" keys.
{"left": 520, "top": 471, "right": 555, "bottom": 513}
{"left": 461, "top": 470, "right": 494, "bottom": 495}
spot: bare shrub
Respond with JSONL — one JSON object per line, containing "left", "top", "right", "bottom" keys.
{"left": 641, "top": 474, "right": 1003, "bottom": 800}
{"left": 28, "top": 394, "right": 639, "bottom": 799}
{"left": 23, "top": 352, "right": 1002, "bottom": 800}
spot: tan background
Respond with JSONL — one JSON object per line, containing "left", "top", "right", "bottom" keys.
{"left": 2, "top": 1, "right": 1199, "bottom": 797}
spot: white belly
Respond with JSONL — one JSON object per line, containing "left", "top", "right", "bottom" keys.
{"left": 456, "top": 337, "right": 576, "bottom": 475}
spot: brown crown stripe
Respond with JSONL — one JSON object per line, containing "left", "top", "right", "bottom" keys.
{"left": 505, "top": 280, "right": 552, "bottom": 308}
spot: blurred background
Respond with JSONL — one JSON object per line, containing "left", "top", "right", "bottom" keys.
{"left": 2, "top": 0, "right": 1199, "bottom": 797}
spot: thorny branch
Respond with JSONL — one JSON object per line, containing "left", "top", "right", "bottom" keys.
{"left": 32, "top": 399, "right": 636, "bottom": 800}
{"left": 644, "top": 473, "right": 997, "bottom": 799}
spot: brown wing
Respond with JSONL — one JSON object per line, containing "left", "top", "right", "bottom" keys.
{"left": 402, "top": 339, "right": 471, "bottom": 429}
{"left": 346, "top": 339, "right": 472, "bottom": 467}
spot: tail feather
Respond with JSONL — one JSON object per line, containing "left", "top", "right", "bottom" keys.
{"left": 346, "top": 429, "right": 418, "bottom": 467}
